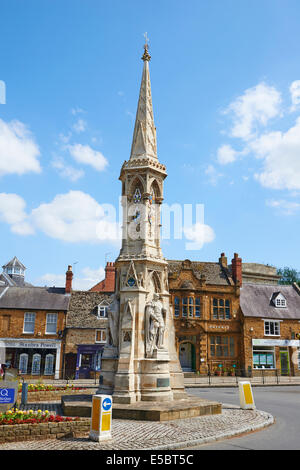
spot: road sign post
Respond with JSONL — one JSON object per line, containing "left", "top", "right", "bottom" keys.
{"left": 89, "top": 394, "right": 112, "bottom": 442}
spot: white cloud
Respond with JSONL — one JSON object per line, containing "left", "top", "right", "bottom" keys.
{"left": 184, "top": 222, "right": 215, "bottom": 250}
{"left": 217, "top": 144, "right": 238, "bottom": 164}
{"left": 0, "top": 191, "right": 121, "bottom": 244}
{"left": 266, "top": 199, "right": 300, "bottom": 215}
{"left": 71, "top": 107, "right": 85, "bottom": 116}
{"left": 0, "top": 119, "right": 41, "bottom": 176}
{"left": 252, "top": 117, "right": 300, "bottom": 190}
{"left": 68, "top": 144, "right": 108, "bottom": 172}
{"left": 73, "top": 119, "right": 87, "bottom": 133}
{"left": 38, "top": 265, "right": 105, "bottom": 291}
{"left": 205, "top": 165, "right": 223, "bottom": 185}
{"left": 31, "top": 190, "right": 120, "bottom": 243}
{"left": 225, "top": 83, "right": 282, "bottom": 141}
{"left": 0, "top": 193, "right": 34, "bottom": 235}
{"left": 290, "top": 80, "right": 300, "bottom": 111}
{"left": 52, "top": 157, "right": 84, "bottom": 182}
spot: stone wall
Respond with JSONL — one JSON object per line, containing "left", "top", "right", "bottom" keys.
{"left": 0, "top": 418, "right": 90, "bottom": 443}
{"left": 16, "top": 388, "right": 88, "bottom": 403}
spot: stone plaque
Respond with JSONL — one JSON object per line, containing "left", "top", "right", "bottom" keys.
{"left": 157, "top": 378, "right": 170, "bottom": 388}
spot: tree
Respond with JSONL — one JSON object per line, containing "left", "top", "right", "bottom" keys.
{"left": 277, "top": 267, "right": 300, "bottom": 286}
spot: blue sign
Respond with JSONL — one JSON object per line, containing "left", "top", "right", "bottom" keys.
{"left": 0, "top": 388, "right": 15, "bottom": 404}
{"left": 102, "top": 397, "right": 112, "bottom": 411}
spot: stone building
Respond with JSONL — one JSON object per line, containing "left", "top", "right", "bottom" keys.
{"left": 0, "top": 258, "right": 70, "bottom": 379}
{"left": 240, "top": 282, "right": 300, "bottom": 376}
{"left": 64, "top": 290, "right": 112, "bottom": 379}
{"left": 168, "top": 254, "right": 242, "bottom": 375}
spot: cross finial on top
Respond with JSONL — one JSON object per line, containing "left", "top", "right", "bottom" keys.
{"left": 142, "top": 32, "right": 151, "bottom": 61}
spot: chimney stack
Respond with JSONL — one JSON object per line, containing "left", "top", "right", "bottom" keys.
{"left": 65, "top": 265, "right": 73, "bottom": 294}
{"left": 219, "top": 252, "right": 228, "bottom": 268}
{"left": 231, "top": 253, "right": 242, "bottom": 286}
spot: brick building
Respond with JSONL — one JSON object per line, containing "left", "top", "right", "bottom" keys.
{"left": 168, "top": 254, "right": 243, "bottom": 375}
{"left": 0, "top": 258, "right": 70, "bottom": 379}
{"left": 89, "top": 262, "right": 116, "bottom": 293}
{"left": 240, "top": 283, "right": 300, "bottom": 376}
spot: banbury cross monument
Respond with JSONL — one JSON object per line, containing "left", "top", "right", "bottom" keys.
{"left": 97, "top": 39, "right": 186, "bottom": 404}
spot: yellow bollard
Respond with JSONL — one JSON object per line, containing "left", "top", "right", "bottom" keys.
{"left": 239, "top": 381, "right": 256, "bottom": 410}
{"left": 89, "top": 394, "right": 112, "bottom": 442}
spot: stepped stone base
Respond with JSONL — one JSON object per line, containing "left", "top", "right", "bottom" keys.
{"left": 61, "top": 394, "right": 222, "bottom": 421}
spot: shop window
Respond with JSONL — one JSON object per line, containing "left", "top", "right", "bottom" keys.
{"left": 19, "top": 353, "right": 28, "bottom": 374}
{"left": 253, "top": 348, "right": 275, "bottom": 369}
{"left": 44, "top": 354, "right": 55, "bottom": 375}
{"left": 31, "top": 354, "right": 41, "bottom": 375}
{"left": 46, "top": 313, "right": 58, "bottom": 334}
{"left": 174, "top": 297, "right": 180, "bottom": 317}
{"left": 264, "top": 320, "right": 280, "bottom": 336}
{"left": 95, "top": 329, "right": 107, "bottom": 343}
{"left": 212, "top": 299, "right": 231, "bottom": 320}
{"left": 298, "top": 349, "right": 300, "bottom": 370}
{"left": 23, "top": 313, "right": 35, "bottom": 334}
{"left": 182, "top": 297, "right": 188, "bottom": 317}
{"left": 210, "top": 336, "right": 235, "bottom": 357}
{"left": 93, "top": 352, "right": 102, "bottom": 371}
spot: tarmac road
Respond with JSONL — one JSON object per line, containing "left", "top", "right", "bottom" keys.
{"left": 184, "top": 386, "right": 300, "bottom": 450}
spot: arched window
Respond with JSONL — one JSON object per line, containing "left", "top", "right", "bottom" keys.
{"left": 44, "top": 354, "right": 55, "bottom": 375}
{"left": 31, "top": 354, "right": 41, "bottom": 375}
{"left": 19, "top": 353, "right": 28, "bottom": 374}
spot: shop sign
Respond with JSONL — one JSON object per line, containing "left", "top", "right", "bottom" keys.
{"left": 252, "top": 339, "right": 300, "bottom": 347}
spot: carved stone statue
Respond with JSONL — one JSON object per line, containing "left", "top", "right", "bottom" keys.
{"left": 145, "top": 293, "right": 166, "bottom": 357}
{"left": 107, "top": 294, "right": 120, "bottom": 348}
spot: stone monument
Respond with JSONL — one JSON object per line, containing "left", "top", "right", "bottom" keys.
{"left": 97, "top": 38, "right": 186, "bottom": 404}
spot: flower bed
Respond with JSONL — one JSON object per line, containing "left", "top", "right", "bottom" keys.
{"left": 0, "top": 410, "right": 90, "bottom": 443}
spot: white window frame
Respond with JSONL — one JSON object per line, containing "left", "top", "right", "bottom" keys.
{"left": 44, "top": 353, "right": 55, "bottom": 375}
{"left": 19, "top": 353, "right": 28, "bottom": 374}
{"left": 45, "top": 313, "right": 58, "bottom": 334}
{"left": 274, "top": 293, "right": 287, "bottom": 308}
{"left": 95, "top": 329, "right": 107, "bottom": 344}
{"left": 23, "top": 312, "right": 36, "bottom": 334}
{"left": 264, "top": 320, "right": 281, "bottom": 337}
{"left": 31, "top": 353, "right": 41, "bottom": 375}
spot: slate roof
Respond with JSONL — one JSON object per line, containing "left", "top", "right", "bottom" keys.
{"left": 0, "top": 286, "right": 70, "bottom": 311}
{"left": 167, "top": 260, "right": 232, "bottom": 286}
{"left": 66, "top": 291, "right": 113, "bottom": 328}
{"left": 2, "top": 256, "right": 26, "bottom": 270}
{"left": 240, "top": 283, "right": 300, "bottom": 319}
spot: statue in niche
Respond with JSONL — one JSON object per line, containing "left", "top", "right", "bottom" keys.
{"left": 138, "top": 271, "right": 145, "bottom": 288}
{"left": 145, "top": 293, "right": 166, "bottom": 357}
{"left": 107, "top": 293, "right": 120, "bottom": 348}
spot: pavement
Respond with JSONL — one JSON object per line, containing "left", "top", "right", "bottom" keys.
{"left": 0, "top": 402, "right": 274, "bottom": 450}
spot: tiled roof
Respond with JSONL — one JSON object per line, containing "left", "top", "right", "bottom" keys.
{"left": 0, "top": 286, "right": 70, "bottom": 311}
{"left": 66, "top": 291, "right": 113, "bottom": 328}
{"left": 240, "top": 283, "right": 300, "bottom": 319}
{"left": 167, "top": 260, "right": 232, "bottom": 286}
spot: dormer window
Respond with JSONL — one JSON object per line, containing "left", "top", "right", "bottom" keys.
{"left": 272, "top": 292, "right": 287, "bottom": 308}
{"left": 97, "top": 300, "right": 110, "bottom": 318}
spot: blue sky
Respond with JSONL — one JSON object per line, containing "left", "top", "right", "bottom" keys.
{"left": 0, "top": 0, "right": 300, "bottom": 289}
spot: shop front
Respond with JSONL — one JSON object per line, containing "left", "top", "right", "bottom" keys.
{"left": 1, "top": 338, "right": 62, "bottom": 379}
{"left": 252, "top": 339, "right": 300, "bottom": 376}
{"left": 75, "top": 344, "right": 104, "bottom": 379}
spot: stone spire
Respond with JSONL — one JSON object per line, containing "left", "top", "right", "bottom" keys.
{"left": 130, "top": 39, "right": 157, "bottom": 160}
